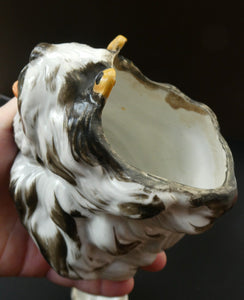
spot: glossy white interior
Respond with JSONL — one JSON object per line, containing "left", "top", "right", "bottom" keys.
{"left": 102, "top": 69, "right": 227, "bottom": 189}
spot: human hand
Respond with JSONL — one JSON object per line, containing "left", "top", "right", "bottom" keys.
{"left": 0, "top": 98, "right": 167, "bottom": 297}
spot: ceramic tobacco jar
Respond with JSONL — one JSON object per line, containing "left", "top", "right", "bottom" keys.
{"left": 10, "top": 35, "right": 237, "bottom": 299}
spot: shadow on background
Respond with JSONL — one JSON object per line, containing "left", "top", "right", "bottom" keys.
{"left": 0, "top": 0, "right": 243, "bottom": 299}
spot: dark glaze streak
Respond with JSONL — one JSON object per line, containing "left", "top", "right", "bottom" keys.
{"left": 98, "top": 199, "right": 108, "bottom": 206}
{"left": 87, "top": 111, "right": 126, "bottom": 174}
{"left": 33, "top": 111, "right": 39, "bottom": 124}
{"left": 46, "top": 139, "right": 76, "bottom": 185}
{"left": 25, "top": 181, "right": 38, "bottom": 218}
{"left": 119, "top": 196, "right": 165, "bottom": 219}
{"left": 190, "top": 193, "right": 234, "bottom": 233}
{"left": 70, "top": 210, "right": 87, "bottom": 218}
{"left": 36, "top": 155, "right": 44, "bottom": 166}
{"left": 58, "top": 62, "right": 109, "bottom": 106}
{"left": 45, "top": 65, "right": 60, "bottom": 92}
{"left": 67, "top": 264, "right": 83, "bottom": 279}
{"left": 10, "top": 182, "right": 26, "bottom": 222}
{"left": 131, "top": 193, "right": 149, "bottom": 200}
{"left": 31, "top": 228, "right": 68, "bottom": 276}
{"left": 67, "top": 100, "right": 124, "bottom": 175}
{"left": 67, "top": 103, "right": 95, "bottom": 164}
{"left": 51, "top": 194, "right": 81, "bottom": 247}
{"left": 191, "top": 193, "right": 233, "bottom": 217}
{"left": 60, "top": 64, "right": 127, "bottom": 178}
{"left": 165, "top": 93, "right": 207, "bottom": 115}
{"left": 112, "top": 227, "right": 141, "bottom": 255}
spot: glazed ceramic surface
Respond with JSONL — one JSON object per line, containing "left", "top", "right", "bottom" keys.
{"left": 71, "top": 289, "right": 128, "bottom": 300}
{"left": 10, "top": 36, "right": 237, "bottom": 281}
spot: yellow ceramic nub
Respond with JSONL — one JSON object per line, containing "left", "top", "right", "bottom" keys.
{"left": 93, "top": 68, "right": 116, "bottom": 99}
{"left": 12, "top": 80, "right": 18, "bottom": 98}
{"left": 107, "top": 35, "right": 127, "bottom": 52}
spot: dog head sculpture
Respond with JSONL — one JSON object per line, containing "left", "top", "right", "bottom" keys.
{"left": 10, "top": 36, "right": 237, "bottom": 280}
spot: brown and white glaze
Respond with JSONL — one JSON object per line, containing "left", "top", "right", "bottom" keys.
{"left": 10, "top": 35, "right": 237, "bottom": 281}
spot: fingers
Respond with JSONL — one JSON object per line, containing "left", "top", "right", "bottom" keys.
{"left": 74, "top": 278, "right": 134, "bottom": 297}
{"left": 141, "top": 251, "right": 167, "bottom": 272}
{"left": 46, "top": 269, "right": 134, "bottom": 297}
{"left": 0, "top": 98, "right": 17, "bottom": 130}
{"left": 0, "top": 98, "right": 18, "bottom": 183}
{"left": 46, "top": 252, "right": 166, "bottom": 296}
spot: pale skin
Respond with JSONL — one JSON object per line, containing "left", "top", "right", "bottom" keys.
{"left": 0, "top": 98, "right": 167, "bottom": 297}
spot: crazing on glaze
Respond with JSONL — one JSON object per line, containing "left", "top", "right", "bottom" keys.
{"left": 10, "top": 35, "right": 237, "bottom": 280}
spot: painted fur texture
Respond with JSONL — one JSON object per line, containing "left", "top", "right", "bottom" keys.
{"left": 10, "top": 37, "right": 237, "bottom": 280}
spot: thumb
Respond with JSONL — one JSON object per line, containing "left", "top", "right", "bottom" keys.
{"left": 0, "top": 97, "right": 17, "bottom": 130}
{"left": 0, "top": 98, "right": 18, "bottom": 182}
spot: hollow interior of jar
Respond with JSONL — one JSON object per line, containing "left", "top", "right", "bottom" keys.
{"left": 102, "top": 69, "right": 227, "bottom": 189}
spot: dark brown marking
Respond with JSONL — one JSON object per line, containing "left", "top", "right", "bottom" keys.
{"left": 10, "top": 182, "right": 26, "bottom": 222}
{"left": 119, "top": 198, "right": 165, "bottom": 219}
{"left": 51, "top": 194, "right": 81, "bottom": 248}
{"left": 131, "top": 193, "right": 149, "bottom": 200}
{"left": 112, "top": 227, "right": 141, "bottom": 255}
{"left": 98, "top": 199, "right": 108, "bottom": 206}
{"left": 46, "top": 139, "right": 76, "bottom": 185}
{"left": 165, "top": 93, "right": 207, "bottom": 115}
{"left": 58, "top": 62, "right": 109, "bottom": 106}
{"left": 36, "top": 155, "right": 44, "bottom": 166}
{"left": 152, "top": 195, "right": 161, "bottom": 202}
{"left": 191, "top": 193, "right": 234, "bottom": 218}
{"left": 33, "top": 111, "right": 39, "bottom": 124}
{"left": 50, "top": 231, "right": 69, "bottom": 276}
{"left": 25, "top": 181, "right": 38, "bottom": 218}
{"left": 17, "top": 98, "right": 22, "bottom": 115}
{"left": 190, "top": 192, "right": 238, "bottom": 233}
{"left": 59, "top": 63, "right": 129, "bottom": 179}
{"left": 70, "top": 210, "right": 87, "bottom": 218}
{"left": 66, "top": 99, "right": 126, "bottom": 180}
{"left": 31, "top": 228, "right": 68, "bottom": 275}
{"left": 67, "top": 264, "right": 83, "bottom": 279}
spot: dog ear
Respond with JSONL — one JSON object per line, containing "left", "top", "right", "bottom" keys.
{"left": 12, "top": 81, "right": 18, "bottom": 98}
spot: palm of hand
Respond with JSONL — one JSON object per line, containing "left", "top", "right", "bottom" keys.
{"left": 0, "top": 98, "right": 49, "bottom": 278}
